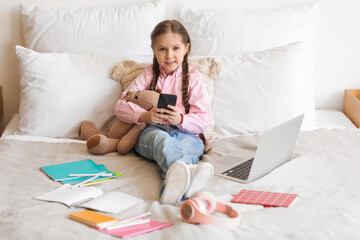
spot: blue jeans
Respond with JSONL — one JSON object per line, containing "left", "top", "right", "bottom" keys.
{"left": 135, "top": 124, "right": 204, "bottom": 180}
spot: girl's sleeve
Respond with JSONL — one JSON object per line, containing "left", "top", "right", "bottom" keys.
{"left": 177, "top": 70, "right": 210, "bottom": 135}
{"left": 114, "top": 67, "right": 151, "bottom": 124}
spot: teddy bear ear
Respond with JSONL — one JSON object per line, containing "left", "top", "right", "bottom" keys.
{"left": 155, "top": 89, "right": 162, "bottom": 94}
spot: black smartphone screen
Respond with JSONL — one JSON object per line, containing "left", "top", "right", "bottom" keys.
{"left": 157, "top": 93, "right": 177, "bottom": 112}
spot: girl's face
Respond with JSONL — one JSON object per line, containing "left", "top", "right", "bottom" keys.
{"left": 152, "top": 32, "right": 189, "bottom": 76}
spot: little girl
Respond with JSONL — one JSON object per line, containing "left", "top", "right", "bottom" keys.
{"left": 115, "top": 20, "right": 214, "bottom": 205}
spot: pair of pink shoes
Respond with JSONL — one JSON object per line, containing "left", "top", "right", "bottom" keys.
{"left": 160, "top": 161, "right": 214, "bottom": 205}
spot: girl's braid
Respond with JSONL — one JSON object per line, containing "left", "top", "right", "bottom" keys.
{"left": 182, "top": 54, "right": 190, "bottom": 114}
{"left": 150, "top": 56, "right": 160, "bottom": 91}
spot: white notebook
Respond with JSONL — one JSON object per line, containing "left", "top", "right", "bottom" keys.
{"left": 35, "top": 184, "right": 143, "bottom": 214}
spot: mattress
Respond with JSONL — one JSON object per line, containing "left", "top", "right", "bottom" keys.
{"left": 1, "top": 111, "right": 359, "bottom": 239}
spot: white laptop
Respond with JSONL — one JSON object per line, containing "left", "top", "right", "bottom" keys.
{"left": 213, "top": 114, "right": 304, "bottom": 183}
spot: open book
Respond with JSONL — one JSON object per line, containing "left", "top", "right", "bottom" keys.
{"left": 35, "top": 184, "right": 143, "bottom": 214}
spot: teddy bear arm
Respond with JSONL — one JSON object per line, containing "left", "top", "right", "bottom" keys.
{"left": 108, "top": 120, "right": 134, "bottom": 139}
{"left": 117, "top": 124, "right": 147, "bottom": 154}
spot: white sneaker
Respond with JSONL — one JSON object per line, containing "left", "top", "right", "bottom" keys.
{"left": 184, "top": 162, "right": 214, "bottom": 198}
{"left": 160, "top": 161, "right": 190, "bottom": 205}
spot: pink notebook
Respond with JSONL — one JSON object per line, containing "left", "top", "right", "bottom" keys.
{"left": 231, "top": 189, "right": 298, "bottom": 207}
{"left": 99, "top": 219, "right": 173, "bottom": 238}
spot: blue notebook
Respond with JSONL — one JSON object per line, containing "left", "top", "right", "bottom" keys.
{"left": 41, "top": 159, "right": 115, "bottom": 184}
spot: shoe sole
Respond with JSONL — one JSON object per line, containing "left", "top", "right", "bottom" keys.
{"left": 185, "top": 162, "right": 214, "bottom": 198}
{"left": 160, "top": 161, "right": 190, "bottom": 205}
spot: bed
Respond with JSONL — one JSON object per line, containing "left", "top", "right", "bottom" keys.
{"left": 2, "top": 1, "right": 360, "bottom": 239}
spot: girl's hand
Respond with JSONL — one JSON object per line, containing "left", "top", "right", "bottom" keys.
{"left": 139, "top": 108, "right": 166, "bottom": 124}
{"left": 162, "top": 105, "right": 183, "bottom": 125}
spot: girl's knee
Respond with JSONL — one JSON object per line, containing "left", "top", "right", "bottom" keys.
{"left": 140, "top": 129, "right": 165, "bottom": 144}
{"left": 138, "top": 129, "right": 174, "bottom": 156}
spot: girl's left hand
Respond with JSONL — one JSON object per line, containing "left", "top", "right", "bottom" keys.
{"left": 162, "top": 105, "right": 182, "bottom": 125}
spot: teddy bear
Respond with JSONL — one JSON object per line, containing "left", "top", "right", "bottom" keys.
{"left": 78, "top": 89, "right": 160, "bottom": 154}
{"left": 78, "top": 57, "right": 220, "bottom": 155}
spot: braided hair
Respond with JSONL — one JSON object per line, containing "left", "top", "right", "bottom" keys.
{"left": 149, "top": 20, "right": 191, "bottom": 114}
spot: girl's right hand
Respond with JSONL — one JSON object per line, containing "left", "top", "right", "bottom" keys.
{"left": 139, "top": 108, "right": 166, "bottom": 124}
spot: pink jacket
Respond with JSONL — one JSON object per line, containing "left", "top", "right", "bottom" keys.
{"left": 114, "top": 64, "right": 210, "bottom": 135}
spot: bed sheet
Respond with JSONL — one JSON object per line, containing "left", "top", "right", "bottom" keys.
{"left": 1, "top": 126, "right": 360, "bottom": 240}
{"left": 314, "top": 109, "right": 356, "bottom": 129}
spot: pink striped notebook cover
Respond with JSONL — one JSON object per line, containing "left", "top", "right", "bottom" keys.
{"left": 231, "top": 189, "right": 298, "bottom": 207}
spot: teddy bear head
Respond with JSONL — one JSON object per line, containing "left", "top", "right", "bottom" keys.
{"left": 126, "top": 89, "right": 161, "bottom": 111}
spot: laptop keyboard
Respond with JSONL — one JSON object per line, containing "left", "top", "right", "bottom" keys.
{"left": 222, "top": 158, "right": 254, "bottom": 181}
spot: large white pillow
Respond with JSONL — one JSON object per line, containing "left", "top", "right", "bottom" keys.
{"left": 21, "top": 0, "right": 165, "bottom": 55}
{"left": 212, "top": 42, "right": 316, "bottom": 137}
{"left": 180, "top": 3, "right": 318, "bottom": 136}
{"left": 180, "top": 2, "right": 318, "bottom": 55}
{"left": 16, "top": 45, "right": 151, "bottom": 138}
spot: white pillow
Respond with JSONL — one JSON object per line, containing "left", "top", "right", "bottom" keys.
{"left": 212, "top": 42, "right": 316, "bottom": 137}
{"left": 180, "top": 2, "right": 318, "bottom": 55}
{"left": 16, "top": 45, "right": 152, "bottom": 138}
{"left": 21, "top": 0, "right": 165, "bottom": 55}
{"left": 180, "top": 3, "right": 318, "bottom": 136}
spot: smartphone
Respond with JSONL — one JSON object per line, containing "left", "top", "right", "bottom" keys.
{"left": 157, "top": 93, "right": 177, "bottom": 113}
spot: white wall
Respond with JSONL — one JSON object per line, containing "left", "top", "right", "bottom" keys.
{"left": 0, "top": 0, "right": 359, "bottom": 133}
